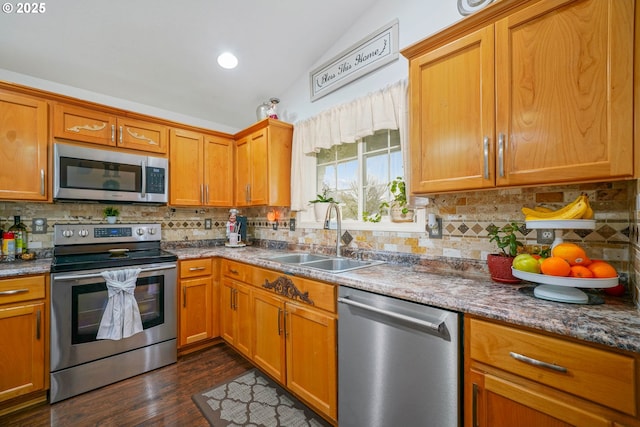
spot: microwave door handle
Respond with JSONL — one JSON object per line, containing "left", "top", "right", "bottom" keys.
{"left": 141, "top": 161, "right": 146, "bottom": 198}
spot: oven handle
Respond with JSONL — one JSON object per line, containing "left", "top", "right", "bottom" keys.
{"left": 52, "top": 264, "right": 177, "bottom": 281}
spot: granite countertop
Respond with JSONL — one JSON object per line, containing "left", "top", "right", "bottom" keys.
{"left": 7, "top": 246, "right": 640, "bottom": 355}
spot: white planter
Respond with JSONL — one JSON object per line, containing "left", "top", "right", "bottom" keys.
{"left": 313, "top": 202, "right": 332, "bottom": 222}
{"left": 390, "top": 204, "right": 415, "bottom": 222}
{"left": 106, "top": 216, "right": 117, "bottom": 224}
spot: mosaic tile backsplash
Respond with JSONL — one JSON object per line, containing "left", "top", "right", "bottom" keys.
{"left": 3, "top": 180, "right": 638, "bottom": 306}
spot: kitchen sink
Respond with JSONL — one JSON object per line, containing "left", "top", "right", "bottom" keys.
{"left": 265, "top": 253, "right": 383, "bottom": 273}
{"left": 266, "top": 253, "right": 332, "bottom": 264}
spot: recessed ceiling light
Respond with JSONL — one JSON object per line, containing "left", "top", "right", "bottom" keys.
{"left": 217, "top": 52, "right": 238, "bottom": 69}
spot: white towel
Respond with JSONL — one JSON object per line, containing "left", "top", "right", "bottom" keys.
{"left": 97, "top": 268, "right": 143, "bottom": 340}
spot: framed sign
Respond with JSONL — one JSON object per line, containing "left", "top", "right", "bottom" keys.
{"left": 310, "top": 19, "right": 399, "bottom": 102}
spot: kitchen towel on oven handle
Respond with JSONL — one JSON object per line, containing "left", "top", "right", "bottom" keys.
{"left": 97, "top": 268, "right": 143, "bottom": 340}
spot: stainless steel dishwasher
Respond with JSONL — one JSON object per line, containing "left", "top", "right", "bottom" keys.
{"left": 338, "top": 286, "right": 461, "bottom": 427}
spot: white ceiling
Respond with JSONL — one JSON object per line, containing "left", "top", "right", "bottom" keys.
{"left": 0, "top": 0, "right": 380, "bottom": 131}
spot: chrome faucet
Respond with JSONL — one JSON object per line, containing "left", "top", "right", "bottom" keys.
{"left": 324, "top": 202, "right": 342, "bottom": 257}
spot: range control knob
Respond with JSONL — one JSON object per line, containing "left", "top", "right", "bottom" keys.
{"left": 78, "top": 229, "right": 89, "bottom": 238}
{"left": 136, "top": 228, "right": 145, "bottom": 236}
{"left": 148, "top": 227, "right": 157, "bottom": 235}
{"left": 61, "top": 229, "right": 74, "bottom": 238}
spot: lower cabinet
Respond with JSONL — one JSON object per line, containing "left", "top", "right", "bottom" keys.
{"left": 465, "top": 316, "right": 640, "bottom": 427}
{"left": 178, "top": 258, "right": 219, "bottom": 348}
{"left": 0, "top": 275, "right": 47, "bottom": 405}
{"left": 220, "top": 275, "right": 252, "bottom": 359}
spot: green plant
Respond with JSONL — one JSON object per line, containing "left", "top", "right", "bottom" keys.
{"left": 363, "top": 177, "right": 409, "bottom": 222}
{"left": 309, "top": 185, "right": 335, "bottom": 204}
{"left": 103, "top": 206, "right": 120, "bottom": 217}
{"left": 487, "top": 222, "right": 524, "bottom": 257}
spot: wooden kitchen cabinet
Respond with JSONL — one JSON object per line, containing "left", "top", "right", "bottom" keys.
{"left": 0, "top": 90, "right": 49, "bottom": 201}
{"left": 402, "top": 0, "right": 634, "bottom": 194}
{"left": 234, "top": 119, "right": 292, "bottom": 207}
{"left": 220, "top": 260, "right": 252, "bottom": 358}
{"left": 178, "top": 258, "right": 219, "bottom": 348}
{"left": 252, "top": 266, "right": 337, "bottom": 423}
{"left": 465, "top": 316, "right": 640, "bottom": 427}
{"left": 0, "top": 275, "right": 47, "bottom": 405}
{"left": 53, "top": 103, "right": 168, "bottom": 154}
{"left": 169, "top": 128, "right": 234, "bottom": 207}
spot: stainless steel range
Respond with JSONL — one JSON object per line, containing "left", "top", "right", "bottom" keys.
{"left": 49, "top": 223, "right": 178, "bottom": 403}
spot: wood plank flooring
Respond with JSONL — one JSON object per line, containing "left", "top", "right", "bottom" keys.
{"left": 0, "top": 343, "right": 252, "bottom": 427}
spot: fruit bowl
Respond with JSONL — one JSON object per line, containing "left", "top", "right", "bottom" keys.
{"left": 511, "top": 268, "right": 618, "bottom": 288}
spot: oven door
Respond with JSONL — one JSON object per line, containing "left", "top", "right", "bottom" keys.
{"left": 50, "top": 262, "right": 177, "bottom": 372}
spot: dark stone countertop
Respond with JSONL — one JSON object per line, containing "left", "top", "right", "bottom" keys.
{"left": 6, "top": 246, "right": 639, "bottom": 355}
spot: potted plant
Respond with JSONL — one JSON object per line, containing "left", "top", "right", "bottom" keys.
{"left": 487, "top": 222, "right": 524, "bottom": 283}
{"left": 383, "top": 177, "right": 414, "bottom": 222}
{"left": 103, "top": 206, "right": 120, "bottom": 224}
{"left": 309, "top": 185, "right": 336, "bottom": 222}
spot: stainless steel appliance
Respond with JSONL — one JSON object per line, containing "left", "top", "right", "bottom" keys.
{"left": 53, "top": 143, "right": 168, "bottom": 204}
{"left": 49, "top": 223, "right": 178, "bottom": 403}
{"left": 337, "top": 286, "right": 461, "bottom": 427}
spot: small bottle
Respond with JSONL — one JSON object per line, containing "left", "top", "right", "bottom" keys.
{"left": 2, "top": 232, "right": 15, "bottom": 261}
{"left": 9, "top": 216, "right": 27, "bottom": 255}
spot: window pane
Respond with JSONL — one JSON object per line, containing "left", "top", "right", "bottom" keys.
{"left": 317, "top": 146, "right": 335, "bottom": 164}
{"left": 317, "top": 164, "right": 336, "bottom": 190}
{"left": 336, "top": 160, "right": 357, "bottom": 190}
{"left": 365, "top": 153, "right": 388, "bottom": 184}
{"left": 389, "top": 129, "right": 400, "bottom": 148}
{"left": 363, "top": 184, "right": 387, "bottom": 217}
{"left": 337, "top": 188, "right": 358, "bottom": 220}
{"left": 336, "top": 142, "right": 357, "bottom": 159}
{"left": 365, "top": 130, "right": 389, "bottom": 152}
{"left": 390, "top": 150, "right": 403, "bottom": 179}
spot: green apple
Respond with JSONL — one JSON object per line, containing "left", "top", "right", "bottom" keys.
{"left": 512, "top": 253, "right": 541, "bottom": 274}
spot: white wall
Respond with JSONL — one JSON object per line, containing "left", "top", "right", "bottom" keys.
{"left": 279, "top": 0, "right": 463, "bottom": 124}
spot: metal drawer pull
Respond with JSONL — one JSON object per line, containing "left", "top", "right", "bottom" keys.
{"left": 229, "top": 269, "right": 239, "bottom": 275}
{"left": 509, "top": 351, "right": 568, "bottom": 373}
{"left": 189, "top": 266, "right": 206, "bottom": 271}
{"left": 338, "top": 296, "right": 445, "bottom": 334}
{"left": 0, "top": 288, "right": 29, "bottom": 295}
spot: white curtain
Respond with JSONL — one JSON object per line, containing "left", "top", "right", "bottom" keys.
{"left": 290, "top": 79, "right": 408, "bottom": 211}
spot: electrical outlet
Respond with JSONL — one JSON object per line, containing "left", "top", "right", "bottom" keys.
{"left": 289, "top": 218, "right": 296, "bottom": 231}
{"left": 31, "top": 218, "right": 47, "bottom": 234}
{"left": 204, "top": 219, "right": 212, "bottom": 230}
{"left": 536, "top": 229, "right": 555, "bottom": 244}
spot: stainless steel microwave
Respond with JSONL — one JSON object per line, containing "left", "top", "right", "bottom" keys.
{"left": 54, "top": 143, "right": 168, "bottom": 204}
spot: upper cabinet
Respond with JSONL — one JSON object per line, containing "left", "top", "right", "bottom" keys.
{"left": 402, "top": 0, "right": 634, "bottom": 194}
{"left": 0, "top": 89, "right": 49, "bottom": 201}
{"left": 169, "top": 128, "right": 234, "bottom": 207}
{"left": 234, "top": 119, "right": 292, "bottom": 207}
{"left": 54, "top": 103, "right": 168, "bottom": 154}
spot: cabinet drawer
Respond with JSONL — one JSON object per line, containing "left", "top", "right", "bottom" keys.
{"left": 180, "top": 258, "right": 212, "bottom": 279}
{"left": 221, "top": 260, "right": 251, "bottom": 282}
{"left": 0, "top": 275, "right": 45, "bottom": 304}
{"left": 253, "top": 267, "right": 336, "bottom": 313}
{"left": 469, "top": 318, "right": 637, "bottom": 416}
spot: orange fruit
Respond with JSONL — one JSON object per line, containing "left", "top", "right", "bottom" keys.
{"left": 540, "top": 256, "right": 571, "bottom": 277}
{"left": 587, "top": 261, "right": 617, "bottom": 278}
{"left": 569, "top": 265, "right": 594, "bottom": 278}
{"left": 551, "top": 242, "right": 590, "bottom": 266}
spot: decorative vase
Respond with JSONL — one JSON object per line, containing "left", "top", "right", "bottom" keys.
{"left": 313, "top": 202, "right": 331, "bottom": 222}
{"left": 106, "top": 216, "right": 117, "bottom": 224}
{"left": 487, "top": 254, "right": 520, "bottom": 284}
{"left": 390, "top": 204, "right": 415, "bottom": 223}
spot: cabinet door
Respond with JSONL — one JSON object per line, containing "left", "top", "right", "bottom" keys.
{"left": 220, "top": 278, "right": 235, "bottom": 344}
{"left": 204, "top": 135, "right": 234, "bottom": 206}
{"left": 117, "top": 117, "right": 167, "bottom": 154}
{"left": 179, "top": 276, "right": 212, "bottom": 346}
{"left": 234, "top": 282, "right": 252, "bottom": 359}
{"left": 234, "top": 136, "right": 250, "bottom": 206}
{"left": 248, "top": 128, "right": 268, "bottom": 205}
{"left": 0, "top": 302, "right": 45, "bottom": 402}
{"left": 286, "top": 302, "right": 337, "bottom": 421}
{"left": 53, "top": 103, "right": 116, "bottom": 146}
{"left": 252, "top": 290, "right": 286, "bottom": 384}
{"left": 169, "top": 128, "right": 204, "bottom": 206}
{"left": 0, "top": 91, "right": 49, "bottom": 201}
{"left": 408, "top": 26, "right": 495, "bottom": 194}
{"left": 495, "top": 0, "right": 634, "bottom": 186}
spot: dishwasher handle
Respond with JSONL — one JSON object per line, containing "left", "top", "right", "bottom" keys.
{"left": 338, "top": 296, "right": 447, "bottom": 336}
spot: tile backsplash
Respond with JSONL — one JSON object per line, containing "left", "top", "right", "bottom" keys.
{"left": 3, "top": 179, "right": 637, "bottom": 306}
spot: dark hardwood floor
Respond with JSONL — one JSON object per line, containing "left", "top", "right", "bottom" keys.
{"left": 0, "top": 343, "right": 252, "bottom": 427}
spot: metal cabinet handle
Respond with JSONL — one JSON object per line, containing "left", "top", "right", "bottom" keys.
{"left": 245, "top": 184, "right": 250, "bottom": 203}
{"left": 36, "top": 309, "right": 41, "bottom": 340}
{"left": 277, "top": 307, "right": 283, "bottom": 336}
{"left": 189, "top": 266, "right": 206, "bottom": 271}
{"left": 111, "top": 124, "right": 115, "bottom": 142}
{"left": 498, "top": 133, "right": 505, "bottom": 177}
{"left": 284, "top": 310, "right": 288, "bottom": 337}
{"left": 472, "top": 383, "right": 479, "bottom": 427}
{"left": 483, "top": 137, "right": 489, "bottom": 179}
{"left": 40, "top": 169, "right": 45, "bottom": 196}
{"left": 182, "top": 286, "right": 186, "bottom": 308}
{"left": 119, "top": 125, "right": 123, "bottom": 144}
{"left": 509, "top": 351, "right": 568, "bottom": 373}
{"left": 200, "top": 184, "right": 204, "bottom": 204}
{"left": 205, "top": 184, "right": 209, "bottom": 204}
{"left": 0, "top": 288, "right": 29, "bottom": 296}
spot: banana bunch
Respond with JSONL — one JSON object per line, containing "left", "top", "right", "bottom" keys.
{"left": 521, "top": 194, "right": 594, "bottom": 221}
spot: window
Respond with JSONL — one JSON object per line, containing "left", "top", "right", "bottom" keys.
{"left": 316, "top": 129, "right": 403, "bottom": 222}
